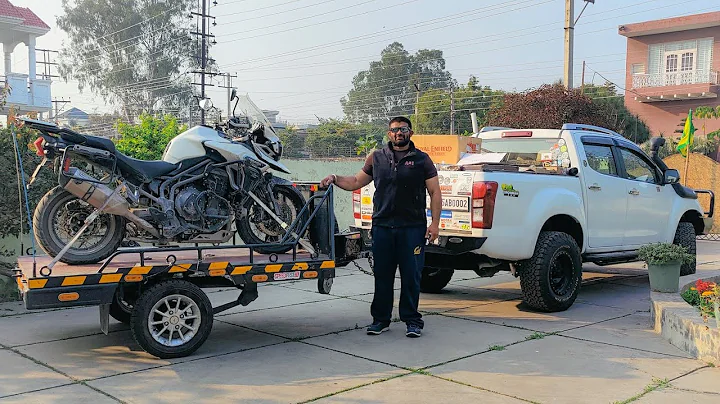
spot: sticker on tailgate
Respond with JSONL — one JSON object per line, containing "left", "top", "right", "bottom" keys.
{"left": 427, "top": 195, "right": 470, "bottom": 211}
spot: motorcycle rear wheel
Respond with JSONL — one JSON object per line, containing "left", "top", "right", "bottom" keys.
{"left": 236, "top": 182, "right": 309, "bottom": 255}
{"left": 34, "top": 186, "right": 126, "bottom": 265}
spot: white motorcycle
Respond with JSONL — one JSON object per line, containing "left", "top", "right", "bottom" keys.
{"left": 25, "top": 90, "right": 313, "bottom": 265}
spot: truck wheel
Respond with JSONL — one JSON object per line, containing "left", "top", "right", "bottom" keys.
{"left": 420, "top": 268, "right": 454, "bottom": 293}
{"left": 673, "top": 222, "right": 696, "bottom": 276}
{"left": 130, "top": 280, "right": 213, "bottom": 359}
{"left": 519, "top": 231, "right": 582, "bottom": 312}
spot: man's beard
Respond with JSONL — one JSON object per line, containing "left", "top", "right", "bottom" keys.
{"left": 392, "top": 136, "right": 409, "bottom": 147}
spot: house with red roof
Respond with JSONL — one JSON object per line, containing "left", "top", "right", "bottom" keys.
{"left": 0, "top": 0, "right": 51, "bottom": 114}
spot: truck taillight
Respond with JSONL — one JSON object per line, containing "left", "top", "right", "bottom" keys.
{"left": 472, "top": 181, "right": 498, "bottom": 229}
{"left": 352, "top": 189, "right": 361, "bottom": 219}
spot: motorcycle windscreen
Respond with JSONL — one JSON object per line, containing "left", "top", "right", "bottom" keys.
{"left": 234, "top": 94, "right": 280, "bottom": 143}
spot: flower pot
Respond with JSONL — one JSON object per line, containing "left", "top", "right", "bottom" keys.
{"left": 647, "top": 260, "right": 681, "bottom": 293}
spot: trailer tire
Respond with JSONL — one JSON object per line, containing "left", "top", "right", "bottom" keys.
{"left": 519, "top": 231, "right": 582, "bottom": 312}
{"left": 130, "top": 280, "right": 213, "bottom": 359}
{"left": 673, "top": 222, "right": 696, "bottom": 276}
{"left": 420, "top": 268, "right": 454, "bottom": 293}
{"left": 109, "top": 293, "right": 132, "bottom": 324}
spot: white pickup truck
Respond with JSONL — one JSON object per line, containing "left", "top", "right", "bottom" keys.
{"left": 350, "top": 123, "right": 714, "bottom": 312}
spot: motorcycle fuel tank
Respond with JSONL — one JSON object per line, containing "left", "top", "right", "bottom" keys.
{"left": 163, "top": 126, "right": 224, "bottom": 164}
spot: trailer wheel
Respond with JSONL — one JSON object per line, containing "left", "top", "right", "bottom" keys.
{"left": 518, "top": 231, "right": 582, "bottom": 312}
{"left": 420, "top": 268, "right": 454, "bottom": 293}
{"left": 130, "top": 280, "right": 213, "bottom": 359}
{"left": 109, "top": 290, "right": 133, "bottom": 324}
{"left": 318, "top": 272, "right": 333, "bottom": 294}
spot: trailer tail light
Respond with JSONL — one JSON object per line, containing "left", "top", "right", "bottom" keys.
{"left": 352, "top": 189, "right": 361, "bottom": 219}
{"left": 33, "top": 137, "right": 45, "bottom": 157}
{"left": 472, "top": 181, "right": 498, "bottom": 229}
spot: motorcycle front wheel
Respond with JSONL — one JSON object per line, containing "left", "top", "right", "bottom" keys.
{"left": 236, "top": 182, "right": 309, "bottom": 254}
{"left": 33, "top": 186, "right": 126, "bottom": 265}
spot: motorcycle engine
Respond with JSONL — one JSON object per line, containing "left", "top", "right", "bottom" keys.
{"left": 174, "top": 170, "right": 232, "bottom": 232}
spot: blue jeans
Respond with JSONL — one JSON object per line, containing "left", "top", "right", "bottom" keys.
{"left": 370, "top": 225, "right": 426, "bottom": 328}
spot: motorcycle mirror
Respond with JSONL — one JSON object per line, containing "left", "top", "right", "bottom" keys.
{"left": 199, "top": 98, "right": 213, "bottom": 111}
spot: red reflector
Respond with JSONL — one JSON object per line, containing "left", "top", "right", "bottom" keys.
{"left": 33, "top": 137, "right": 45, "bottom": 157}
{"left": 63, "top": 157, "right": 71, "bottom": 172}
{"left": 502, "top": 131, "right": 532, "bottom": 137}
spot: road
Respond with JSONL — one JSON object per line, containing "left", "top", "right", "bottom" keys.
{"left": 1, "top": 242, "right": 719, "bottom": 403}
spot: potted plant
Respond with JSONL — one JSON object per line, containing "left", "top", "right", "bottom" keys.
{"left": 637, "top": 242, "right": 694, "bottom": 293}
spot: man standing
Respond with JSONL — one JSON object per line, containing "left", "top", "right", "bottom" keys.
{"left": 320, "top": 117, "right": 441, "bottom": 338}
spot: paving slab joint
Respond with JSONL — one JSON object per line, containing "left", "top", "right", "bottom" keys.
{"left": 650, "top": 271, "right": 720, "bottom": 366}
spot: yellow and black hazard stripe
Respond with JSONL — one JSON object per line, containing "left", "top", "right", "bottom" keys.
{"left": 22, "top": 259, "right": 335, "bottom": 290}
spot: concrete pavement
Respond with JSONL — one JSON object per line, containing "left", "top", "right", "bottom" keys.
{"left": 1, "top": 242, "right": 719, "bottom": 403}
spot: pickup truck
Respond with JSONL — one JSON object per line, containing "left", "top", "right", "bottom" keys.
{"left": 350, "top": 123, "right": 714, "bottom": 312}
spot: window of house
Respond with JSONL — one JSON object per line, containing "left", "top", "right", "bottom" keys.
{"left": 631, "top": 63, "right": 645, "bottom": 75}
{"left": 649, "top": 38, "right": 712, "bottom": 77}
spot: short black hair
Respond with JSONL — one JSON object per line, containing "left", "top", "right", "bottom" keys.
{"left": 388, "top": 116, "right": 412, "bottom": 129}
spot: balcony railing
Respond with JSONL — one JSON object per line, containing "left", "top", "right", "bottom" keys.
{"left": 632, "top": 70, "right": 719, "bottom": 89}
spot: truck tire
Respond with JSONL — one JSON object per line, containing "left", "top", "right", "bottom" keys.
{"left": 420, "top": 268, "right": 454, "bottom": 293}
{"left": 130, "top": 280, "right": 213, "bottom": 359}
{"left": 673, "top": 222, "right": 696, "bottom": 276}
{"left": 519, "top": 231, "right": 582, "bottom": 312}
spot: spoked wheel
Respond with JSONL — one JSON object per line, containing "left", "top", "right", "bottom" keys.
{"left": 237, "top": 182, "right": 308, "bottom": 254}
{"left": 130, "top": 280, "right": 213, "bottom": 359}
{"left": 34, "top": 186, "right": 125, "bottom": 264}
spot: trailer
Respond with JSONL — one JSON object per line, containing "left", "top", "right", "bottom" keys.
{"left": 12, "top": 184, "right": 364, "bottom": 359}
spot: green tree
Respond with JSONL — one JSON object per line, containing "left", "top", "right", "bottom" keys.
{"left": 414, "top": 76, "right": 503, "bottom": 134}
{"left": 56, "top": 0, "right": 205, "bottom": 118}
{"left": 582, "top": 83, "right": 651, "bottom": 144}
{"left": 114, "top": 113, "right": 187, "bottom": 160}
{"left": 276, "top": 127, "right": 305, "bottom": 158}
{"left": 305, "top": 119, "right": 384, "bottom": 158}
{"left": 341, "top": 42, "right": 454, "bottom": 123}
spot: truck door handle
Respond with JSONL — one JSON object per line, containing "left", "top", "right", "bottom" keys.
{"left": 629, "top": 188, "right": 639, "bottom": 195}
{"left": 588, "top": 184, "right": 601, "bottom": 191}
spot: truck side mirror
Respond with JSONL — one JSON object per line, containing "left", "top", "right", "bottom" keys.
{"left": 664, "top": 169, "right": 680, "bottom": 184}
{"left": 567, "top": 167, "right": 579, "bottom": 176}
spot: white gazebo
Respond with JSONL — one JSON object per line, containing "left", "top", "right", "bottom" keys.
{"left": 0, "top": 0, "right": 51, "bottom": 114}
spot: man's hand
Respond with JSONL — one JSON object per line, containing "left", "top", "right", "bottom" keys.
{"left": 320, "top": 174, "right": 336, "bottom": 188}
{"left": 426, "top": 222, "right": 439, "bottom": 243}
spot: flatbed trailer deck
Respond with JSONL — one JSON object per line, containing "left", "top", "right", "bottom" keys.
{"left": 12, "top": 184, "right": 364, "bottom": 359}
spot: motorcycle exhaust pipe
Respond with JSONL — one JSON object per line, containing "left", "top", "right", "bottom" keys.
{"left": 61, "top": 168, "right": 161, "bottom": 238}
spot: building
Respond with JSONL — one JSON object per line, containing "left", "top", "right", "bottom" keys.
{"left": 56, "top": 107, "right": 89, "bottom": 128}
{"left": 619, "top": 11, "right": 720, "bottom": 139}
{"left": 0, "top": 0, "right": 51, "bottom": 115}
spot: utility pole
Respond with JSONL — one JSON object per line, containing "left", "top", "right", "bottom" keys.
{"left": 564, "top": 0, "right": 574, "bottom": 89}
{"left": 190, "top": 0, "right": 217, "bottom": 125}
{"left": 49, "top": 98, "right": 71, "bottom": 123}
{"left": 414, "top": 77, "right": 421, "bottom": 133}
{"left": 218, "top": 72, "right": 238, "bottom": 119}
{"left": 581, "top": 60, "right": 586, "bottom": 93}
{"left": 450, "top": 86, "right": 455, "bottom": 135}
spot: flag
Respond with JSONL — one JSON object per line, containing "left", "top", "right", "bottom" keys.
{"left": 677, "top": 109, "right": 695, "bottom": 157}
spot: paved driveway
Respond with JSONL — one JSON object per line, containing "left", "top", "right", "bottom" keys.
{"left": 1, "top": 242, "right": 719, "bottom": 403}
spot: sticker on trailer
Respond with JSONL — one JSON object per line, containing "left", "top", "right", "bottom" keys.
{"left": 274, "top": 271, "right": 301, "bottom": 281}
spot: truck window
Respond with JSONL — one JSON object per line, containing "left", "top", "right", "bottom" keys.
{"left": 479, "top": 138, "right": 571, "bottom": 168}
{"left": 583, "top": 144, "right": 617, "bottom": 176}
{"left": 619, "top": 148, "right": 658, "bottom": 184}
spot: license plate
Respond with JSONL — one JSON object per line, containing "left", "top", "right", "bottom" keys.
{"left": 436, "top": 196, "right": 470, "bottom": 212}
{"left": 273, "top": 271, "right": 301, "bottom": 281}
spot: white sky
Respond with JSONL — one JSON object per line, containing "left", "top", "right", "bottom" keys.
{"left": 8, "top": 0, "right": 720, "bottom": 125}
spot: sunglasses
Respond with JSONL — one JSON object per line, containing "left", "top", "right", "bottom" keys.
{"left": 389, "top": 127, "right": 411, "bottom": 134}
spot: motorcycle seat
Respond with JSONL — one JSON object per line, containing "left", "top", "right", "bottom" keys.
{"left": 115, "top": 152, "right": 180, "bottom": 183}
